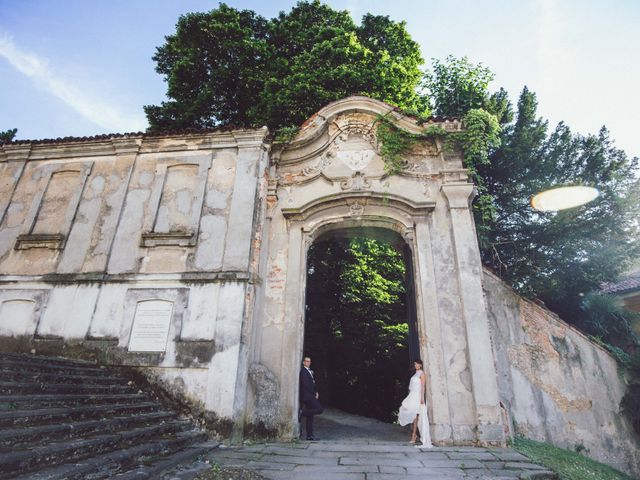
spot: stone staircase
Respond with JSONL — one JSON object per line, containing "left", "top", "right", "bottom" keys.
{"left": 0, "top": 352, "right": 215, "bottom": 479}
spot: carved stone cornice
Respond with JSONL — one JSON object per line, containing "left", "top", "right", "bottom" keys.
{"left": 281, "top": 191, "right": 435, "bottom": 221}
{"left": 441, "top": 168, "right": 470, "bottom": 184}
{"left": 274, "top": 96, "right": 461, "bottom": 167}
{"left": 1, "top": 144, "right": 31, "bottom": 163}
{"left": 8, "top": 128, "right": 270, "bottom": 162}
{"left": 112, "top": 137, "right": 142, "bottom": 156}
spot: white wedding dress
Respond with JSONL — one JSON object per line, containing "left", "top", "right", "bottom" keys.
{"left": 398, "top": 371, "right": 433, "bottom": 448}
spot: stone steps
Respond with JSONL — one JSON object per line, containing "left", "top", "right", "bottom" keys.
{"left": 0, "top": 352, "right": 216, "bottom": 479}
{"left": 0, "top": 411, "right": 176, "bottom": 450}
{"left": 0, "top": 358, "right": 110, "bottom": 376}
{"left": 0, "top": 423, "right": 201, "bottom": 477}
{"left": 112, "top": 441, "right": 218, "bottom": 480}
{"left": 0, "top": 393, "right": 148, "bottom": 410}
{"left": 11, "top": 433, "right": 209, "bottom": 480}
{"left": 0, "top": 380, "right": 136, "bottom": 395}
{"left": 0, "top": 402, "right": 162, "bottom": 428}
{"left": 1, "top": 369, "right": 126, "bottom": 385}
{"left": 0, "top": 352, "right": 97, "bottom": 367}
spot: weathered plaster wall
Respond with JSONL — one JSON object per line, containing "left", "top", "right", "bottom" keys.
{"left": 0, "top": 129, "right": 269, "bottom": 434}
{"left": 483, "top": 269, "right": 640, "bottom": 476}
{"left": 1, "top": 97, "right": 634, "bottom": 457}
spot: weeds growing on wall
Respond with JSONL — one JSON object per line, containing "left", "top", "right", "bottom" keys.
{"left": 374, "top": 115, "right": 423, "bottom": 174}
{"left": 274, "top": 126, "right": 300, "bottom": 143}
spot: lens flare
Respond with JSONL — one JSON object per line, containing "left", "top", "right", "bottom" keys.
{"left": 531, "top": 186, "right": 599, "bottom": 212}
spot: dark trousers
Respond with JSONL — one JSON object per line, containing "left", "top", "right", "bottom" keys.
{"left": 300, "top": 396, "right": 323, "bottom": 437}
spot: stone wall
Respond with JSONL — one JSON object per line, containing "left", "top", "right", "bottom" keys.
{"left": 0, "top": 129, "right": 269, "bottom": 435}
{"left": 483, "top": 269, "right": 640, "bottom": 476}
{"left": 1, "top": 97, "right": 636, "bottom": 461}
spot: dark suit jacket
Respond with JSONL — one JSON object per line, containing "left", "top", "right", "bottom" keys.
{"left": 299, "top": 367, "right": 317, "bottom": 402}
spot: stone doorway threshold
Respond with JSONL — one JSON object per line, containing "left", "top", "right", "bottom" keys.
{"left": 311, "top": 407, "right": 409, "bottom": 442}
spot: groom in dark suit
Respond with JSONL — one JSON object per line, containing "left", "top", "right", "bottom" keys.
{"left": 299, "top": 356, "right": 323, "bottom": 440}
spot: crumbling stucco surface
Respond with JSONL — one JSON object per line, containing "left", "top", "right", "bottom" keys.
{"left": 0, "top": 129, "right": 269, "bottom": 433}
{"left": 483, "top": 269, "right": 640, "bottom": 476}
{"left": 248, "top": 363, "right": 280, "bottom": 431}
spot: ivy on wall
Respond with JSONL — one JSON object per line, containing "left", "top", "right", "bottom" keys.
{"left": 373, "top": 110, "right": 501, "bottom": 224}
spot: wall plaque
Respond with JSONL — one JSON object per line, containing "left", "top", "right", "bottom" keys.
{"left": 128, "top": 300, "right": 174, "bottom": 352}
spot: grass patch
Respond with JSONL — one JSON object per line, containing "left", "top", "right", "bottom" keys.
{"left": 512, "top": 437, "right": 633, "bottom": 480}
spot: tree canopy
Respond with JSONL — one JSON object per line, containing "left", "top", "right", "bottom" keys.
{"left": 0, "top": 128, "right": 17, "bottom": 143}
{"left": 423, "top": 56, "right": 639, "bottom": 340}
{"left": 145, "top": 1, "right": 427, "bottom": 131}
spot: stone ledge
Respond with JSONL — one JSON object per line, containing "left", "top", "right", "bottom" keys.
{"left": 0, "top": 271, "right": 255, "bottom": 285}
{"left": 140, "top": 231, "right": 196, "bottom": 248}
{"left": 15, "top": 234, "right": 65, "bottom": 250}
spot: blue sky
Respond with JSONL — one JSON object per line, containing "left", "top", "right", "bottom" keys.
{"left": 1, "top": 0, "right": 639, "bottom": 158}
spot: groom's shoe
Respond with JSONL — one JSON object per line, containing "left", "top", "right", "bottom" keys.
{"left": 306, "top": 436, "right": 319, "bottom": 441}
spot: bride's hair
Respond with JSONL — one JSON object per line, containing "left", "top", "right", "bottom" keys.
{"left": 413, "top": 359, "right": 423, "bottom": 368}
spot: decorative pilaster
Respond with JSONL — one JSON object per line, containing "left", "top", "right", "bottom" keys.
{"left": 441, "top": 182, "right": 505, "bottom": 445}
{"left": 0, "top": 144, "right": 30, "bottom": 229}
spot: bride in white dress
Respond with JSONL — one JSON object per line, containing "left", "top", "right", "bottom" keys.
{"left": 398, "top": 359, "right": 433, "bottom": 447}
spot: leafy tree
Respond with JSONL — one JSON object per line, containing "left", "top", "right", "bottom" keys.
{"left": 425, "top": 56, "right": 640, "bottom": 336}
{"left": 0, "top": 128, "right": 17, "bottom": 143}
{"left": 424, "top": 55, "right": 492, "bottom": 117}
{"left": 423, "top": 55, "right": 512, "bottom": 124}
{"left": 145, "top": 4, "right": 269, "bottom": 130}
{"left": 146, "top": 1, "right": 427, "bottom": 131}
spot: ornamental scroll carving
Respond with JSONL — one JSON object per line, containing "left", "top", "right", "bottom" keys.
{"left": 340, "top": 172, "right": 371, "bottom": 191}
{"left": 302, "top": 151, "right": 335, "bottom": 176}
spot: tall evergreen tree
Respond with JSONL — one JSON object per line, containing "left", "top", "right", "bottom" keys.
{"left": 479, "top": 87, "right": 640, "bottom": 322}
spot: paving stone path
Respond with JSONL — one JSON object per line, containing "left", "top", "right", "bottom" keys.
{"left": 205, "top": 441, "right": 557, "bottom": 479}
{"left": 200, "top": 410, "right": 558, "bottom": 480}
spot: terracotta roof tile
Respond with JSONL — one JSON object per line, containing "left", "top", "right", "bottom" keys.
{"left": 0, "top": 125, "right": 257, "bottom": 147}
{"left": 601, "top": 271, "right": 640, "bottom": 294}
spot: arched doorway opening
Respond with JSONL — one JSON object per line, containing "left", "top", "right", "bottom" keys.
{"left": 302, "top": 226, "right": 420, "bottom": 424}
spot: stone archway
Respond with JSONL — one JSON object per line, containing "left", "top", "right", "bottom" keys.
{"left": 247, "top": 96, "right": 505, "bottom": 446}
{"left": 302, "top": 223, "right": 422, "bottom": 424}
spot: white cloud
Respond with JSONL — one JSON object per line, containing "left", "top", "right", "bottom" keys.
{"left": 0, "top": 34, "right": 147, "bottom": 133}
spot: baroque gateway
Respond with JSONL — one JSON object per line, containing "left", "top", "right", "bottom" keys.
{"left": 0, "top": 97, "right": 637, "bottom": 473}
